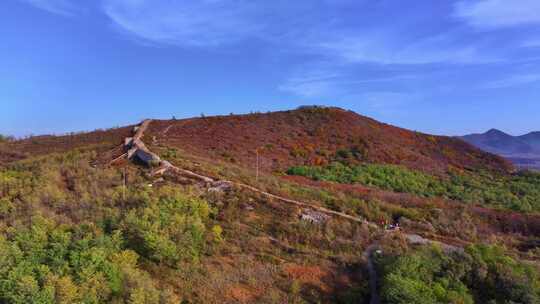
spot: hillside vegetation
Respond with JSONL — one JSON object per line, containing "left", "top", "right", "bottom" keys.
{"left": 0, "top": 127, "right": 131, "bottom": 166}
{"left": 1, "top": 108, "right": 539, "bottom": 303}
{"left": 377, "top": 243, "right": 540, "bottom": 303}
{"left": 146, "top": 107, "right": 512, "bottom": 176}
{"left": 0, "top": 149, "right": 372, "bottom": 303}
{"left": 287, "top": 162, "right": 540, "bottom": 212}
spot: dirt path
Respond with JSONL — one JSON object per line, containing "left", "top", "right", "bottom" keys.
{"left": 133, "top": 119, "right": 152, "bottom": 141}
{"left": 125, "top": 120, "right": 374, "bottom": 225}
{"left": 162, "top": 124, "right": 174, "bottom": 136}
{"left": 236, "top": 182, "right": 371, "bottom": 224}
{"left": 364, "top": 243, "right": 381, "bottom": 304}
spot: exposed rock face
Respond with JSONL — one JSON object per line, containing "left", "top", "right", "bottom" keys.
{"left": 300, "top": 210, "right": 330, "bottom": 224}
{"left": 399, "top": 217, "right": 436, "bottom": 233}
{"left": 134, "top": 148, "right": 161, "bottom": 165}
{"left": 208, "top": 181, "right": 233, "bottom": 193}
{"left": 405, "top": 234, "right": 463, "bottom": 254}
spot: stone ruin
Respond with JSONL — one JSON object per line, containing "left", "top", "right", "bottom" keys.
{"left": 125, "top": 134, "right": 161, "bottom": 167}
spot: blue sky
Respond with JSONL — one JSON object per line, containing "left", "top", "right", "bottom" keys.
{"left": 1, "top": 0, "right": 540, "bottom": 137}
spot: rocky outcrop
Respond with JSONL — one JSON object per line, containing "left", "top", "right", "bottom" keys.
{"left": 208, "top": 181, "right": 233, "bottom": 193}
{"left": 300, "top": 210, "right": 329, "bottom": 224}
{"left": 404, "top": 234, "right": 463, "bottom": 254}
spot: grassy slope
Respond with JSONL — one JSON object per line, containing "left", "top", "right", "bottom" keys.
{"left": 0, "top": 145, "right": 372, "bottom": 303}
{"left": 0, "top": 126, "right": 132, "bottom": 165}
{"left": 287, "top": 162, "right": 540, "bottom": 212}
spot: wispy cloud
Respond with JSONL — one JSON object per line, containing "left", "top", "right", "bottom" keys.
{"left": 18, "top": 0, "right": 78, "bottom": 16}
{"left": 310, "top": 32, "right": 494, "bottom": 65}
{"left": 102, "top": 0, "right": 277, "bottom": 47}
{"left": 99, "top": 0, "right": 540, "bottom": 108}
{"left": 279, "top": 69, "right": 420, "bottom": 98}
{"left": 102, "top": 0, "right": 496, "bottom": 65}
{"left": 278, "top": 61, "right": 422, "bottom": 99}
{"left": 522, "top": 39, "right": 540, "bottom": 48}
{"left": 455, "top": 0, "right": 540, "bottom": 29}
{"left": 278, "top": 67, "right": 343, "bottom": 97}
{"left": 482, "top": 73, "right": 540, "bottom": 89}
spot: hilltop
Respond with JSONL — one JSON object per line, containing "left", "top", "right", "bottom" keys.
{"left": 145, "top": 107, "right": 512, "bottom": 176}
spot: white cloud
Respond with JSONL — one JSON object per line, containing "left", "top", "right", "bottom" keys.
{"left": 19, "top": 0, "right": 77, "bottom": 16}
{"left": 312, "top": 33, "right": 492, "bottom": 65}
{"left": 103, "top": 0, "right": 278, "bottom": 47}
{"left": 278, "top": 62, "right": 422, "bottom": 99}
{"left": 101, "top": 0, "right": 506, "bottom": 67}
{"left": 455, "top": 0, "right": 540, "bottom": 29}
{"left": 482, "top": 73, "right": 540, "bottom": 89}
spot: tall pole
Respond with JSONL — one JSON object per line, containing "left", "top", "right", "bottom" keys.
{"left": 122, "top": 168, "right": 126, "bottom": 201}
{"left": 256, "top": 149, "right": 259, "bottom": 182}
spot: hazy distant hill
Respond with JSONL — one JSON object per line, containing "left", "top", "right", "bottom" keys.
{"left": 461, "top": 129, "right": 540, "bottom": 170}
{"left": 521, "top": 131, "right": 540, "bottom": 151}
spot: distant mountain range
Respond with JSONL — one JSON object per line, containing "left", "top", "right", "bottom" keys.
{"left": 461, "top": 129, "right": 540, "bottom": 170}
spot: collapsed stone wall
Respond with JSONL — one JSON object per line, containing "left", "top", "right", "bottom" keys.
{"left": 125, "top": 120, "right": 162, "bottom": 167}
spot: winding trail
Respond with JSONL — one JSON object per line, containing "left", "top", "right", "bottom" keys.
{"left": 123, "top": 119, "right": 468, "bottom": 304}
{"left": 364, "top": 244, "right": 381, "bottom": 304}
{"left": 125, "top": 120, "right": 373, "bottom": 224}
